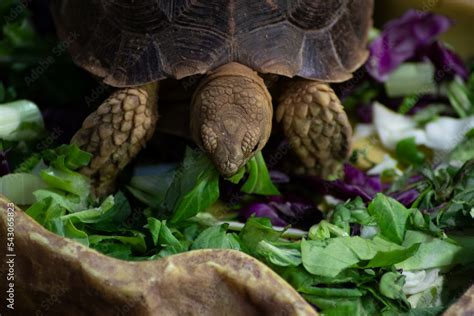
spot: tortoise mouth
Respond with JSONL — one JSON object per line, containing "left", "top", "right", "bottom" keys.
{"left": 212, "top": 145, "right": 246, "bottom": 177}
{"left": 216, "top": 158, "right": 245, "bottom": 177}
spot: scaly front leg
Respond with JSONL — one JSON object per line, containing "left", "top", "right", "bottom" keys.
{"left": 72, "top": 83, "right": 158, "bottom": 197}
{"left": 276, "top": 79, "right": 352, "bottom": 178}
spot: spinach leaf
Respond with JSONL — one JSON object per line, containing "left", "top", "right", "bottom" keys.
{"left": 396, "top": 232, "right": 465, "bottom": 270}
{"left": 256, "top": 240, "right": 301, "bottom": 267}
{"left": 165, "top": 148, "right": 220, "bottom": 223}
{"left": 379, "top": 272, "right": 406, "bottom": 300}
{"left": 239, "top": 217, "right": 281, "bottom": 254}
{"left": 368, "top": 194, "right": 412, "bottom": 244}
{"left": 241, "top": 151, "right": 280, "bottom": 195}
{"left": 191, "top": 224, "right": 240, "bottom": 250}
{"left": 396, "top": 137, "right": 426, "bottom": 166}
{"left": 155, "top": 220, "right": 189, "bottom": 257}
{"left": 301, "top": 238, "right": 362, "bottom": 278}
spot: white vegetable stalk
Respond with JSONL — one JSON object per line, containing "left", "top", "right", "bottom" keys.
{"left": 0, "top": 100, "right": 44, "bottom": 141}
{"left": 221, "top": 221, "right": 308, "bottom": 239}
{"left": 373, "top": 102, "right": 474, "bottom": 155}
{"left": 0, "top": 173, "right": 47, "bottom": 205}
{"left": 367, "top": 154, "right": 402, "bottom": 176}
{"left": 384, "top": 62, "right": 437, "bottom": 97}
{"left": 402, "top": 268, "right": 441, "bottom": 295}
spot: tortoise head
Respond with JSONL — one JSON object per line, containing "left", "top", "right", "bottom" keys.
{"left": 190, "top": 63, "right": 273, "bottom": 176}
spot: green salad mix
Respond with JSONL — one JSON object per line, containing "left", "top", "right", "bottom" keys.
{"left": 0, "top": 2, "right": 473, "bottom": 315}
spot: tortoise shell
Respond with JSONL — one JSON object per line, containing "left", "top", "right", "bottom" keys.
{"left": 50, "top": 0, "right": 373, "bottom": 87}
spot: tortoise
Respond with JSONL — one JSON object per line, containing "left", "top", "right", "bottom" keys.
{"left": 50, "top": 0, "right": 373, "bottom": 196}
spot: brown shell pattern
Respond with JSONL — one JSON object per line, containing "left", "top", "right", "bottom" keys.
{"left": 50, "top": 0, "right": 373, "bottom": 87}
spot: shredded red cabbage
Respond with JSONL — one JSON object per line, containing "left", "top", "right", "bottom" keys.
{"left": 240, "top": 195, "right": 322, "bottom": 229}
{"left": 425, "top": 41, "right": 469, "bottom": 81}
{"left": 0, "top": 151, "right": 10, "bottom": 176}
{"left": 366, "top": 10, "right": 454, "bottom": 81}
{"left": 307, "top": 164, "right": 383, "bottom": 202}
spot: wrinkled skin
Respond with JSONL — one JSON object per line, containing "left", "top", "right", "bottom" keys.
{"left": 191, "top": 63, "right": 273, "bottom": 176}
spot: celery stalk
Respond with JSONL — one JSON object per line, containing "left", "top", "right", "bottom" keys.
{"left": 385, "top": 63, "right": 437, "bottom": 98}
{"left": 0, "top": 100, "right": 44, "bottom": 141}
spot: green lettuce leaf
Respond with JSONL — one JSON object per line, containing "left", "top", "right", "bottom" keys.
{"left": 396, "top": 231, "right": 464, "bottom": 270}
{"left": 241, "top": 151, "right": 280, "bottom": 195}
{"left": 302, "top": 236, "right": 421, "bottom": 278}
{"left": 0, "top": 172, "right": 47, "bottom": 205}
{"left": 368, "top": 194, "right": 412, "bottom": 244}
{"left": 191, "top": 224, "right": 240, "bottom": 250}
{"left": 239, "top": 217, "right": 281, "bottom": 254}
{"left": 256, "top": 240, "right": 301, "bottom": 267}
{"left": 166, "top": 148, "right": 220, "bottom": 223}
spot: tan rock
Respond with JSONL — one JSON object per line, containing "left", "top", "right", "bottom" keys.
{"left": 0, "top": 194, "right": 316, "bottom": 316}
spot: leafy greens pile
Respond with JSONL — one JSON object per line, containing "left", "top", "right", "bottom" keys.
{"left": 1, "top": 143, "right": 470, "bottom": 315}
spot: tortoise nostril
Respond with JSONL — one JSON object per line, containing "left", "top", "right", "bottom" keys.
{"left": 228, "top": 161, "right": 237, "bottom": 171}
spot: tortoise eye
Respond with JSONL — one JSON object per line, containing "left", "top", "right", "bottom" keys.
{"left": 251, "top": 142, "right": 260, "bottom": 153}
{"left": 201, "top": 125, "right": 218, "bottom": 153}
{"left": 242, "top": 132, "right": 258, "bottom": 154}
